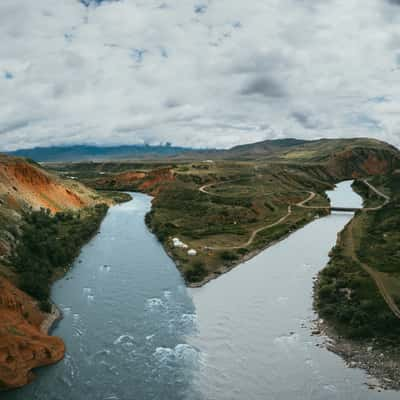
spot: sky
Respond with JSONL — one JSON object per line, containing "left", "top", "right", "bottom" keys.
{"left": 1, "top": 0, "right": 400, "bottom": 151}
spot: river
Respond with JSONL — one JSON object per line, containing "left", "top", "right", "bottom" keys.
{"left": 4, "top": 181, "right": 399, "bottom": 399}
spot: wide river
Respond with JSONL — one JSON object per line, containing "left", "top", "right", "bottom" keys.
{"left": 5, "top": 181, "right": 399, "bottom": 400}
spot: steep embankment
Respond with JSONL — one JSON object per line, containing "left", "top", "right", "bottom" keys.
{"left": 0, "top": 277, "right": 64, "bottom": 390}
{"left": 0, "top": 155, "right": 106, "bottom": 390}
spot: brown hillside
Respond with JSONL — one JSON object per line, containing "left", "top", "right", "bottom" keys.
{"left": 0, "top": 155, "right": 100, "bottom": 213}
{"left": 93, "top": 167, "right": 175, "bottom": 195}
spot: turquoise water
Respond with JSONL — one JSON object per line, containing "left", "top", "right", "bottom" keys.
{"left": 4, "top": 182, "right": 398, "bottom": 399}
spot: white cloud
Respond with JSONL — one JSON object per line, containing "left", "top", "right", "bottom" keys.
{"left": 0, "top": 0, "right": 400, "bottom": 150}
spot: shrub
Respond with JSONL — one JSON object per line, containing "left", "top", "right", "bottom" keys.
{"left": 219, "top": 251, "right": 239, "bottom": 261}
{"left": 12, "top": 205, "right": 108, "bottom": 310}
{"left": 184, "top": 261, "right": 207, "bottom": 283}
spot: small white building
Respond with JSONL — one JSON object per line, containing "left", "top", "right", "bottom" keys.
{"left": 187, "top": 249, "right": 197, "bottom": 256}
{"left": 172, "top": 237, "right": 188, "bottom": 249}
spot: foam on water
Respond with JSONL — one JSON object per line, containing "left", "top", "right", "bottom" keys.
{"left": 163, "top": 290, "right": 172, "bottom": 299}
{"left": 113, "top": 334, "right": 135, "bottom": 345}
{"left": 146, "top": 297, "right": 165, "bottom": 310}
{"left": 153, "top": 344, "right": 200, "bottom": 367}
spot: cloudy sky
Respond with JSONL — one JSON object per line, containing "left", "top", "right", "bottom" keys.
{"left": 1, "top": 0, "right": 400, "bottom": 150}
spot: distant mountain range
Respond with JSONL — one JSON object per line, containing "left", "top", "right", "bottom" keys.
{"left": 7, "top": 144, "right": 195, "bottom": 162}
{"left": 5, "top": 137, "right": 399, "bottom": 163}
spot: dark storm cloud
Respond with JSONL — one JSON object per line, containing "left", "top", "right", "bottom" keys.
{"left": 0, "top": 120, "right": 30, "bottom": 135}
{"left": 291, "top": 111, "right": 319, "bottom": 130}
{"left": 240, "top": 77, "right": 287, "bottom": 98}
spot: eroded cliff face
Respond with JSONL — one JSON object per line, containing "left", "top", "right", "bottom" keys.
{"left": 93, "top": 167, "right": 175, "bottom": 195}
{"left": 0, "top": 155, "right": 106, "bottom": 391}
{"left": 138, "top": 168, "right": 175, "bottom": 195}
{"left": 0, "top": 156, "right": 100, "bottom": 213}
{"left": 0, "top": 277, "right": 64, "bottom": 390}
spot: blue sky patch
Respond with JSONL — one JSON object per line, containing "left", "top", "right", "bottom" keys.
{"left": 130, "top": 48, "right": 147, "bottom": 63}
{"left": 4, "top": 71, "right": 13, "bottom": 80}
{"left": 368, "top": 96, "right": 388, "bottom": 103}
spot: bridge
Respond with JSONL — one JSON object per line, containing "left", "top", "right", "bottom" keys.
{"left": 330, "top": 207, "right": 360, "bottom": 212}
{"left": 297, "top": 180, "right": 390, "bottom": 213}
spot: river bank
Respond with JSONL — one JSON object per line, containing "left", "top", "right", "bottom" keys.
{"left": 188, "top": 213, "right": 321, "bottom": 288}
{"left": 314, "top": 317, "right": 400, "bottom": 391}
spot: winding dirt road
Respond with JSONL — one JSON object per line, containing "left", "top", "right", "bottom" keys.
{"left": 200, "top": 181, "right": 319, "bottom": 250}
{"left": 205, "top": 205, "right": 292, "bottom": 250}
{"left": 362, "top": 179, "right": 390, "bottom": 211}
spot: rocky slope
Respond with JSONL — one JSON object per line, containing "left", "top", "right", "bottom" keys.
{"left": 0, "top": 155, "right": 106, "bottom": 390}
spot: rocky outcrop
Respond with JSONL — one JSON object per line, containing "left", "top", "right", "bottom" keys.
{"left": 0, "top": 277, "right": 64, "bottom": 390}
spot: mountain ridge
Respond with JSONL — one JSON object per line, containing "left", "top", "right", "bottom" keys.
{"left": 6, "top": 137, "right": 399, "bottom": 163}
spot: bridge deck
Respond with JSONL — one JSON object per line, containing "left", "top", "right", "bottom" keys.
{"left": 330, "top": 207, "right": 360, "bottom": 212}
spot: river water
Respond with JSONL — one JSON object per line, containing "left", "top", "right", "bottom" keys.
{"left": 5, "top": 181, "right": 399, "bottom": 399}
